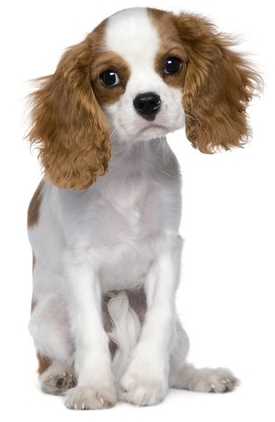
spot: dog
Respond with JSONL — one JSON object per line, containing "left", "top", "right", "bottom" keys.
{"left": 27, "top": 7, "right": 259, "bottom": 409}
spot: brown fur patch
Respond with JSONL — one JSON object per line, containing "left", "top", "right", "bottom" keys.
{"left": 91, "top": 51, "right": 130, "bottom": 106}
{"left": 27, "top": 180, "right": 44, "bottom": 227}
{"left": 28, "top": 21, "right": 111, "bottom": 190}
{"left": 149, "top": 8, "right": 188, "bottom": 89}
{"left": 37, "top": 353, "right": 52, "bottom": 375}
{"left": 149, "top": 8, "right": 261, "bottom": 153}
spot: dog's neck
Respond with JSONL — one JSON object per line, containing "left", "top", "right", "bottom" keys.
{"left": 110, "top": 135, "right": 167, "bottom": 161}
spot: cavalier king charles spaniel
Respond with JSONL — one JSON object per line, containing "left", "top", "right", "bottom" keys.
{"left": 28, "top": 7, "right": 259, "bottom": 410}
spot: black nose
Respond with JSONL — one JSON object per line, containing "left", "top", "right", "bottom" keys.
{"left": 133, "top": 92, "right": 161, "bottom": 121}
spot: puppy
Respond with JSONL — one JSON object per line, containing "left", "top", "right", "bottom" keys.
{"left": 28, "top": 7, "right": 259, "bottom": 409}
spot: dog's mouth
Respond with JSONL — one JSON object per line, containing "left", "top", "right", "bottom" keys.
{"left": 138, "top": 123, "right": 168, "bottom": 135}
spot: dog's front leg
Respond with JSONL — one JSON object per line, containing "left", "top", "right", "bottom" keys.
{"left": 63, "top": 250, "right": 116, "bottom": 410}
{"left": 120, "top": 234, "right": 183, "bottom": 406}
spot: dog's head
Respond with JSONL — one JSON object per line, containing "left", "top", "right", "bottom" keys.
{"left": 29, "top": 8, "right": 260, "bottom": 190}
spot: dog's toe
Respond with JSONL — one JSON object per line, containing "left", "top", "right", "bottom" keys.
{"left": 40, "top": 367, "right": 76, "bottom": 395}
{"left": 65, "top": 385, "right": 117, "bottom": 410}
{"left": 188, "top": 368, "right": 239, "bottom": 393}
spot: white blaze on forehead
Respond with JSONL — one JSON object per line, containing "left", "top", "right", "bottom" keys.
{"left": 103, "top": 8, "right": 185, "bottom": 142}
{"left": 105, "top": 8, "right": 160, "bottom": 72}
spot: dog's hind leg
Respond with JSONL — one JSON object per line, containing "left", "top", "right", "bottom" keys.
{"left": 170, "top": 363, "right": 239, "bottom": 393}
{"left": 39, "top": 359, "right": 76, "bottom": 395}
{"left": 29, "top": 293, "right": 75, "bottom": 395}
{"left": 169, "top": 318, "right": 239, "bottom": 393}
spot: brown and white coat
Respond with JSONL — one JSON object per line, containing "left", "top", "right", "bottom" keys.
{"left": 28, "top": 7, "right": 259, "bottom": 410}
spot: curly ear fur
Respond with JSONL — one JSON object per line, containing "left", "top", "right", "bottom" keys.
{"left": 174, "top": 14, "right": 261, "bottom": 153}
{"left": 29, "top": 38, "right": 111, "bottom": 190}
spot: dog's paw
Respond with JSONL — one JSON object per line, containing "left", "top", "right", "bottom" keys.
{"left": 120, "top": 364, "right": 168, "bottom": 406}
{"left": 40, "top": 367, "right": 76, "bottom": 395}
{"left": 64, "top": 385, "right": 117, "bottom": 410}
{"left": 187, "top": 367, "right": 239, "bottom": 393}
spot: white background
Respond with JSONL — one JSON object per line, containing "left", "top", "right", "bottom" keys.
{"left": 0, "top": 0, "right": 274, "bottom": 420}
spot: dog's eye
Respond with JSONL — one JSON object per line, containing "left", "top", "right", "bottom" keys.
{"left": 100, "top": 70, "right": 120, "bottom": 87}
{"left": 164, "top": 57, "right": 183, "bottom": 75}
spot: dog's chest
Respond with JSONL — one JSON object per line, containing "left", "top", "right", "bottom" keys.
{"left": 106, "top": 176, "right": 148, "bottom": 232}
{"left": 97, "top": 173, "right": 161, "bottom": 290}
{"left": 61, "top": 140, "right": 180, "bottom": 291}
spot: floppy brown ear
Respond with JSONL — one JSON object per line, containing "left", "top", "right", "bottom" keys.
{"left": 29, "top": 39, "right": 111, "bottom": 190}
{"left": 174, "top": 14, "right": 261, "bottom": 153}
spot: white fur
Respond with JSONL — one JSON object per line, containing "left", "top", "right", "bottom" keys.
{"left": 28, "top": 8, "right": 238, "bottom": 409}
{"left": 104, "top": 8, "right": 185, "bottom": 143}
